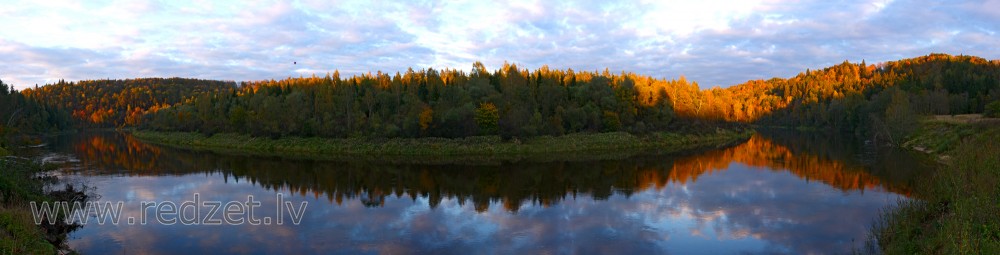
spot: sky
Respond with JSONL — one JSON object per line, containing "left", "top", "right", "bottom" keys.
{"left": 1, "top": 0, "right": 999, "bottom": 90}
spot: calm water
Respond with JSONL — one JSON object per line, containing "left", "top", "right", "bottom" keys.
{"left": 34, "top": 131, "right": 931, "bottom": 254}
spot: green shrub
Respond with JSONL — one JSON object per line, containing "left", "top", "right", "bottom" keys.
{"left": 985, "top": 101, "right": 1000, "bottom": 118}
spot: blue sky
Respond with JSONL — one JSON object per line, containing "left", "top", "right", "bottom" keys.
{"left": 1, "top": 0, "right": 998, "bottom": 90}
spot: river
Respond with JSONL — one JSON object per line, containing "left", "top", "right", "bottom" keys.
{"left": 30, "top": 131, "right": 932, "bottom": 254}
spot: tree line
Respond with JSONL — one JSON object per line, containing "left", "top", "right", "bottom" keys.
{"left": 760, "top": 54, "right": 998, "bottom": 128}
{"left": 22, "top": 78, "right": 236, "bottom": 128}
{"left": 0, "top": 79, "right": 71, "bottom": 144}
{"left": 681, "top": 54, "right": 1000, "bottom": 142}
{"left": 141, "top": 62, "right": 680, "bottom": 139}
{"left": 11, "top": 53, "right": 1000, "bottom": 142}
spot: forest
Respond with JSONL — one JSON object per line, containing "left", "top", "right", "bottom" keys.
{"left": 140, "top": 63, "right": 682, "bottom": 139}
{"left": 22, "top": 78, "right": 236, "bottom": 128}
{"left": 4, "top": 53, "right": 1000, "bottom": 143}
{"left": 0, "top": 80, "right": 71, "bottom": 143}
{"left": 730, "top": 54, "right": 1000, "bottom": 134}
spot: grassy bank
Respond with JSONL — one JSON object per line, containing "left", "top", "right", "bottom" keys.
{"left": 132, "top": 129, "right": 753, "bottom": 163}
{"left": 902, "top": 115, "right": 1000, "bottom": 162}
{"left": 1, "top": 154, "right": 63, "bottom": 254}
{"left": 869, "top": 117, "right": 1000, "bottom": 253}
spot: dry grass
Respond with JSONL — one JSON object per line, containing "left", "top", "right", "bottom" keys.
{"left": 930, "top": 114, "right": 1000, "bottom": 125}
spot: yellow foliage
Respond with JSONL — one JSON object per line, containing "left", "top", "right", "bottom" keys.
{"left": 419, "top": 106, "right": 433, "bottom": 131}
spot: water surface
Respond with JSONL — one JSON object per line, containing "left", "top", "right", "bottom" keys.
{"left": 36, "top": 131, "right": 929, "bottom": 254}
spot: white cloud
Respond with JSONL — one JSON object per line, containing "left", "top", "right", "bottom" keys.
{"left": 1, "top": 0, "right": 998, "bottom": 90}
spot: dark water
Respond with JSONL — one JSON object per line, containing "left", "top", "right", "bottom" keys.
{"left": 34, "top": 131, "right": 931, "bottom": 254}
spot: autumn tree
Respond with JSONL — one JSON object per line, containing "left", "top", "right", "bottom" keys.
{"left": 883, "top": 88, "right": 918, "bottom": 144}
{"left": 474, "top": 103, "right": 499, "bottom": 135}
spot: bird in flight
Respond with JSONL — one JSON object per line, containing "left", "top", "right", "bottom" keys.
{"left": 294, "top": 61, "right": 297, "bottom": 65}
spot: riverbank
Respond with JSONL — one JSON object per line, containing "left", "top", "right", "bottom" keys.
{"left": 901, "top": 114, "right": 1000, "bottom": 163}
{"left": 0, "top": 151, "right": 85, "bottom": 254}
{"left": 870, "top": 116, "right": 1000, "bottom": 253}
{"left": 0, "top": 157, "right": 53, "bottom": 254}
{"left": 132, "top": 129, "right": 753, "bottom": 164}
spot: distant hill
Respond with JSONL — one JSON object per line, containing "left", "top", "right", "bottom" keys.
{"left": 689, "top": 54, "right": 1000, "bottom": 125}
{"left": 23, "top": 78, "right": 236, "bottom": 128}
{"left": 19, "top": 54, "right": 1000, "bottom": 141}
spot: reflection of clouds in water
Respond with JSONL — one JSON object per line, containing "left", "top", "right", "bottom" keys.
{"left": 668, "top": 163, "right": 904, "bottom": 254}
{"left": 43, "top": 132, "right": 924, "bottom": 255}
{"left": 69, "top": 162, "right": 903, "bottom": 254}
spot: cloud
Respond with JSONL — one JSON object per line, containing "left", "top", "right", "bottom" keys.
{"left": 64, "top": 158, "right": 905, "bottom": 254}
{"left": 1, "top": 0, "right": 998, "bottom": 90}
{"left": 55, "top": 131, "right": 912, "bottom": 254}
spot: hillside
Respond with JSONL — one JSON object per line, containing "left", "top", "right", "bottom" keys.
{"left": 701, "top": 54, "right": 1000, "bottom": 127}
{"left": 22, "top": 78, "right": 236, "bottom": 128}
{"left": 0, "top": 80, "right": 71, "bottom": 137}
{"left": 14, "top": 54, "right": 1000, "bottom": 143}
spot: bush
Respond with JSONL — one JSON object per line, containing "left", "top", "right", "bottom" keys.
{"left": 872, "top": 127, "right": 1000, "bottom": 253}
{"left": 985, "top": 101, "right": 1000, "bottom": 118}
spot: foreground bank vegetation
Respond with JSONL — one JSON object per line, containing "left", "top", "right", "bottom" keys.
{"left": 868, "top": 117, "right": 1000, "bottom": 253}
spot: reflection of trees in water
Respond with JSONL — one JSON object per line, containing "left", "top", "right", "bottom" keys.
{"left": 67, "top": 133, "right": 163, "bottom": 173}
{"left": 753, "top": 130, "right": 927, "bottom": 195}
{"left": 59, "top": 131, "right": 917, "bottom": 212}
{"left": 671, "top": 135, "right": 912, "bottom": 195}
